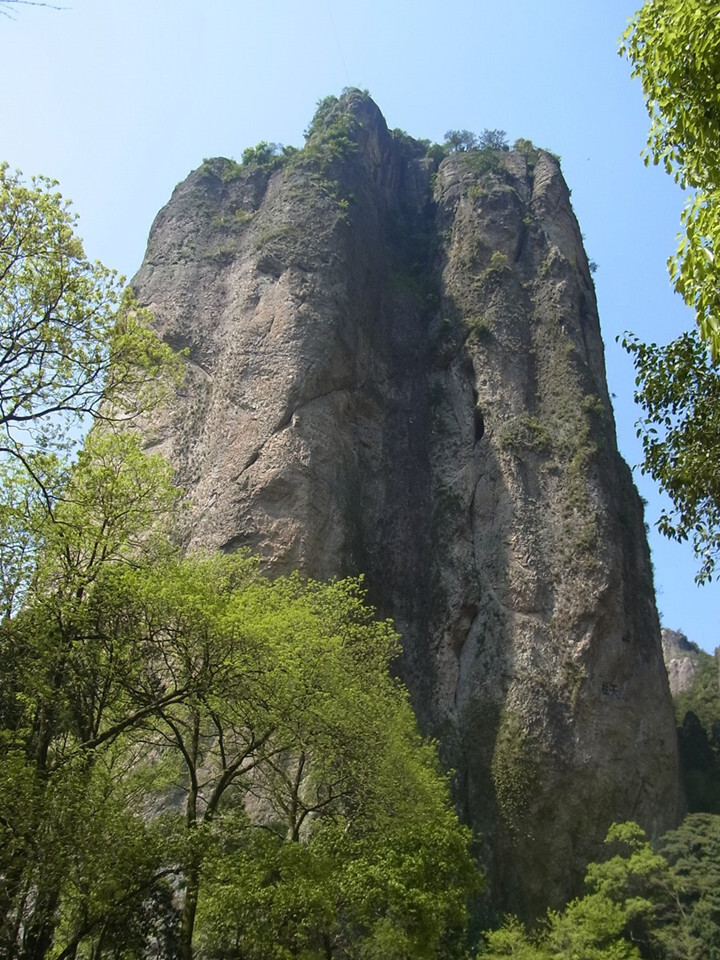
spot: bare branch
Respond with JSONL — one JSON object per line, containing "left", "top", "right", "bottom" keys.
{"left": 0, "top": 1, "right": 64, "bottom": 18}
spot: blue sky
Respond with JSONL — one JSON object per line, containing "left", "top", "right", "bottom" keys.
{"left": 2, "top": 0, "right": 716, "bottom": 651}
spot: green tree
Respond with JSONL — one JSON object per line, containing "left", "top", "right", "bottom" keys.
{"left": 479, "top": 823, "right": 669, "bottom": 959}
{"left": 622, "top": 329, "right": 720, "bottom": 582}
{"left": 672, "top": 648, "right": 720, "bottom": 811}
{"left": 480, "top": 915, "right": 550, "bottom": 959}
{"left": 655, "top": 814, "right": 720, "bottom": 959}
{"left": 0, "top": 751, "right": 179, "bottom": 960}
{"left": 0, "top": 430, "right": 182, "bottom": 960}
{"left": 480, "top": 816, "right": 720, "bottom": 959}
{"left": 0, "top": 165, "right": 184, "bottom": 959}
{"left": 1, "top": 477, "right": 479, "bottom": 959}
{"left": 443, "top": 129, "right": 509, "bottom": 154}
{"left": 621, "top": 0, "right": 720, "bottom": 354}
{"left": 239, "top": 141, "right": 294, "bottom": 174}
{"left": 84, "top": 558, "right": 479, "bottom": 960}
{"left": 0, "top": 164, "right": 178, "bottom": 472}
{"left": 619, "top": 1, "right": 720, "bottom": 582}
{"left": 477, "top": 129, "right": 509, "bottom": 152}
{"left": 0, "top": 161, "right": 181, "bottom": 616}
{"left": 443, "top": 130, "right": 479, "bottom": 152}
{"left": 2, "top": 553, "right": 480, "bottom": 960}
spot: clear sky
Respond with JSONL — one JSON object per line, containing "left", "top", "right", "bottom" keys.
{"left": 2, "top": 0, "right": 716, "bottom": 651}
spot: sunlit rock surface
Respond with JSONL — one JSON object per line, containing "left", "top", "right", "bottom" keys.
{"left": 132, "top": 91, "right": 682, "bottom": 918}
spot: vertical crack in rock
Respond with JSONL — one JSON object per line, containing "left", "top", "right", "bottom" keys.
{"left": 131, "top": 90, "right": 682, "bottom": 919}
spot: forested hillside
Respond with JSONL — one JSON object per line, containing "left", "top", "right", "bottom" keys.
{"left": 674, "top": 647, "right": 720, "bottom": 814}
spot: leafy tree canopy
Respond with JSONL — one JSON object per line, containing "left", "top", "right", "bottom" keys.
{"left": 0, "top": 161, "right": 481, "bottom": 960}
{"left": 1, "top": 520, "right": 480, "bottom": 959}
{"left": 444, "top": 129, "right": 480, "bottom": 152}
{"left": 619, "top": 1, "right": 720, "bottom": 582}
{"left": 443, "top": 129, "right": 509, "bottom": 153}
{"left": 622, "top": 328, "right": 720, "bottom": 582}
{"left": 656, "top": 813, "right": 720, "bottom": 958}
{"left": 479, "top": 816, "right": 720, "bottom": 960}
{"left": 621, "top": 0, "right": 720, "bottom": 355}
{"left": 0, "top": 164, "right": 180, "bottom": 470}
{"left": 477, "top": 129, "right": 509, "bottom": 151}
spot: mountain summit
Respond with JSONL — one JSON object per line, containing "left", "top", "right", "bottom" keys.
{"left": 132, "top": 90, "right": 681, "bottom": 917}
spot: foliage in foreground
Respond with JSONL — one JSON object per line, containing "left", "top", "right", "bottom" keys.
{"left": 479, "top": 816, "right": 720, "bottom": 960}
{"left": 623, "top": 328, "right": 720, "bottom": 582}
{"left": 0, "top": 164, "right": 180, "bottom": 469}
{"left": 0, "top": 158, "right": 478, "bottom": 960}
{"left": 621, "top": 0, "right": 720, "bottom": 355}
{"left": 619, "top": 0, "right": 720, "bottom": 581}
{"left": 0, "top": 431, "right": 479, "bottom": 960}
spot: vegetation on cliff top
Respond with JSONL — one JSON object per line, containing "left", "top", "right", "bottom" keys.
{"left": 200, "top": 90, "right": 547, "bottom": 193}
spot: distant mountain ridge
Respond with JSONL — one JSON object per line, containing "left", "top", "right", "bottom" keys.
{"left": 662, "top": 627, "right": 703, "bottom": 696}
{"left": 132, "top": 90, "right": 682, "bottom": 918}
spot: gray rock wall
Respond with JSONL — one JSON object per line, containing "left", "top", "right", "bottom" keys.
{"left": 662, "top": 628, "right": 702, "bottom": 696}
{"left": 132, "top": 91, "right": 682, "bottom": 918}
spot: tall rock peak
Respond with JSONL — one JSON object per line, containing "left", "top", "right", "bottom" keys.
{"left": 662, "top": 627, "right": 703, "bottom": 696}
{"left": 133, "top": 91, "right": 682, "bottom": 918}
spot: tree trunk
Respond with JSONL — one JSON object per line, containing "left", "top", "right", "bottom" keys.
{"left": 179, "top": 859, "right": 200, "bottom": 960}
{"left": 19, "top": 887, "right": 60, "bottom": 960}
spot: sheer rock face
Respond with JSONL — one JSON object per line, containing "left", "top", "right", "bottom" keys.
{"left": 662, "top": 628, "right": 702, "bottom": 696}
{"left": 132, "top": 92, "right": 682, "bottom": 918}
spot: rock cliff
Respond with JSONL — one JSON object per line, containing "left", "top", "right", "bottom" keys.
{"left": 132, "top": 90, "right": 682, "bottom": 918}
{"left": 662, "top": 628, "right": 702, "bottom": 696}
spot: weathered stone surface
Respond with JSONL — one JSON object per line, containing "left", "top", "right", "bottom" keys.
{"left": 132, "top": 91, "right": 682, "bottom": 918}
{"left": 662, "top": 627, "right": 702, "bottom": 696}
